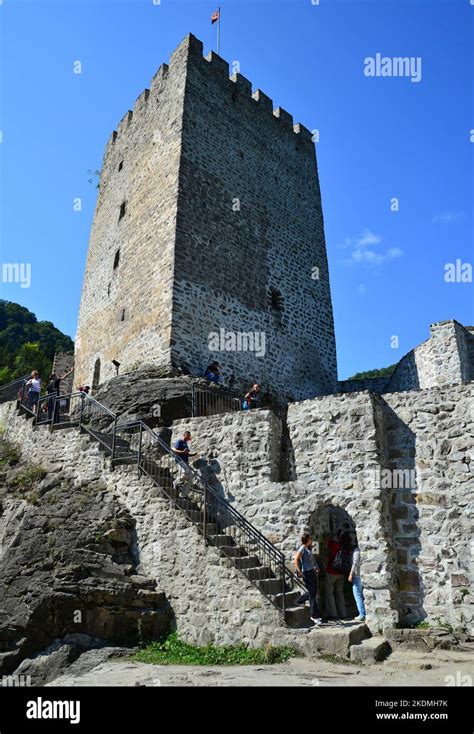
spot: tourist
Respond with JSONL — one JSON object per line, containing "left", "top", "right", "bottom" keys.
{"left": 348, "top": 540, "right": 366, "bottom": 622}
{"left": 325, "top": 531, "right": 351, "bottom": 621}
{"left": 78, "top": 385, "right": 90, "bottom": 395}
{"left": 46, "top": 367, "right": 74, "bottom": 420}
{"left": 242, "top": 383, "right": 261, "bottom": 410}
{"left": 205, "top": 361, "right": 221, "bottom": 385}
{"left": 173, "top": 430, "right": 198, "bottom": 498}
{"left": 25, "top": 371, "right": 41, "bottom": 412}
{"left": 294, "top": 532, "right": 322, "bottom": 626}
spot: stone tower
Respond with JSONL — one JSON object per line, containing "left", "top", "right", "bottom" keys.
{"left": 75, "top": 34, "right": 338, "bottom": 400}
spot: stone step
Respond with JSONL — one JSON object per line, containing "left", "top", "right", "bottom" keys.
{"left": 111, "top": 457, "right": 137, "bottom": 467}
{"left": 197, "top": 523, "right": 219, "bottom": 535}
{"left": 258, "top": 578, "right": 285, "bottom": 595}
{"left": 350, "top": 636, "right": 392, "bottom": 663}
{"left": 209, "top": 534, "right": 235, "bottom": 548}
{"left": 233, "top": 556, "right": 260, "bottom": 569}
{"left": 220, "top": 544, "right": 248, "bottom": 558}
{"left": 52, "top": 421, "right": 79, "bottom": 430}
{"left": 245, "top": 566, "right": 274, "bottom": 581}
{"left": 273, "top": 590, "right": 302, "bottom": 610}
{"left": 285, "top": 605, "right": 311, "bottom": 628}
{"left": 302, "top": 622, "right": 372, "bottom": 659}
{"left": 175, "top": 498, "right": 200, "bottom": 513}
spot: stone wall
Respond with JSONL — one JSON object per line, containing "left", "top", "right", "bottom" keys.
{"left": 339, "top": 320, "right": 474, "bottom": 396}
{"left": 380, "top": 383, "right": 473, "bottom": 628}
{"left": 51, "top": 353, "right": 75, "bottom": 395}
{"left": 173, "top": 393, "right": 398, "bottom": 629}
{"left": 172, "top": 36, "right": 337, "bottom": 400}
{"left": 75, "top": 33, "right": 338, "bottom": 400}
{"left": 173, "top": 384, "right": 473, "bottom": 630}
{"left": 0, "top": 402, "right": 287, "bottom": 649}
{"left": 74, "top": 40, "right": 188, "bottom": 388}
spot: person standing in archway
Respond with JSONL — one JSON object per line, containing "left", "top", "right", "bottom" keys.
{"left": 348, "top": 540, "right": 366, "bottom": 622}
{"left": 325, "top": 530, "right": 351, "bottom": 621}
{"left": 294, "top": 532, "right": 322, "bottom": 627}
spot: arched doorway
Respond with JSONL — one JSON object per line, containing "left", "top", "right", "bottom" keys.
{"left": 92, "top": 358, "right": 101, "bottom": 393}
{"left": 308, "top": 504, "right": 359, "bottom": 620}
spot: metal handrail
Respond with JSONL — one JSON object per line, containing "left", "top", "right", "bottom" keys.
{"left": 0, "top": 374, "right": 29, "bottom": 391}
{"left": 135, "top": 421, "right": 286, "bottom": 564}
{"left": 29, "top": 392, "right": 306, "bottom": 610}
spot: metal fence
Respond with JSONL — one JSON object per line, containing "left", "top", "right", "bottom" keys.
{"left": 0, "top": 376, "right": 29, "bottom": 405}
{"left": 191, "top": 384, "right": 244, "bottom": 417}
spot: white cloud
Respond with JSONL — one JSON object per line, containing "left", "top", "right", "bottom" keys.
{"left": 432, "top": 211, "right": 464, "bottom": 224}
{"left": 341, "top": 229, "right": 403, "bottom": 265}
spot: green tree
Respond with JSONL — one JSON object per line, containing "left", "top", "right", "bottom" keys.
{"left": 0, "top": 301, "right": 74, "bottom": 385}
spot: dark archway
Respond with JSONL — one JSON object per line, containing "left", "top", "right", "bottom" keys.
{"left": 308, "top": 504, "right": 358, "bottom": 620}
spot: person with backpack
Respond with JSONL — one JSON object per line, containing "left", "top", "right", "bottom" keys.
{"left": 348, "top": 540, "right": 366, "bottom": 622}
{"left": 294, "top": 532, "right": 322, "bottom": 627}
{"left": 325, "top": 530, "right": 351, "bottom": 621}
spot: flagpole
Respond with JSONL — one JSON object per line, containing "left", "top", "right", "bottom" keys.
{"left": 217, "top": 6, "right": 221, "bottom": 55}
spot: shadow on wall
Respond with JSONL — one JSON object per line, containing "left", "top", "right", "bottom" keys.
{"left": 381, "top": 401, "right": 426, "bottom": 626}
{"left": 385, "top": 351, "right": 420, "bottom": 393}
{"left": 308, "top": 504, "right": 359, "bottom": 620}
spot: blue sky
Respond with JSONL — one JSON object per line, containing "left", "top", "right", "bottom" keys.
{"left": 0, "top": 0, "right": 472, "bottom": 379}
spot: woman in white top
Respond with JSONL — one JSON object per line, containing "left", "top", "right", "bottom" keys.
{"left": 25, "top": 370, "right": 41, "bottom": 412}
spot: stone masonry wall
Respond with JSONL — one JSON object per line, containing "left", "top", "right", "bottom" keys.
{"left": 172, "top": 36, "right": 337, "bottom": 400}
{"left": 339, "top": 320, "right": 474, "bottom": 396}
{"left": 380, "top": 383, "right": 473, "bottom": 629}
{"left": 173, "top": 384, "right": 473, "bottom": 630}
{"left": 51, "top": 353, "right": 75, "bottom": 396}
{"left": 74, "top": 40, "right": 190, "bottom": 387}
{"left": 386, "top": 320, "right": 472, "bottom": 393}
{"left": 75, "top": 34, "right": 338, "bottom": 400}
{"left": 0, "top": 402, "right": 287, "bottom": 649}
{"left": 174, "top": 392, "right": 398, "bottom": 629}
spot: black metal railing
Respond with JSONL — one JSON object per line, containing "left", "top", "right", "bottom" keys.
{"left": 130, "top": 421, "right": 305, "bottom": 612}
{"left": 0, "top": 376, "right": 29, "bottom": 405}
{"left": 191, "top": 383, "right": 243, "bottom": 417}
{"left": 23, "top": 391, "right": 305, "bottom": 614}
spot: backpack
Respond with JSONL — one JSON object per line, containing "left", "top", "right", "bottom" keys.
{"left": 332, "top": 548, "right": 352, "bottom": 575}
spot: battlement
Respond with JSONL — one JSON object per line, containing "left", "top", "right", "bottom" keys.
{"left": 104, "top": 33, "right": 315, "bottom": 160}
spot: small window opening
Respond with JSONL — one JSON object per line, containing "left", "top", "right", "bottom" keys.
{"left": 118, "top": 161, "right": 123, "bottom": 172}
{"left": 119, "top": 201, "right": 126, "bottom": 220}
{"left": 113, "top": 250, "right": 120, "bottom": 269}
{"left": 268, "top": 287, "right": 284, "bottom": 313}
{"left": 121, "top": 309, "right": 126, "bottom": 322}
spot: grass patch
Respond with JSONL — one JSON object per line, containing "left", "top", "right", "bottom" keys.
{"left": 132, "top": 632, "right": 296, "bottom": 666}
{"left": 10, "top": 465, "right": 47, "bottom": 491}
{"left": 414, "top": 621, "right": 430, "bottom": 629}
{"left": 0, "top": 442, "right": 21, "bottom": 467}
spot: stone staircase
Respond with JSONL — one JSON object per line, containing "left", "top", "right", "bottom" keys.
{"left": 16, "top": 401, "right": 312, "bottom": 630}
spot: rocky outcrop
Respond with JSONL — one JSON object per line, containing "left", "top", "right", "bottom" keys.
{"left": 0, "top": 437, "right": 172, "bottom": 675}
{"left": 94, "top": 366, "right": 203, "bottom": 428}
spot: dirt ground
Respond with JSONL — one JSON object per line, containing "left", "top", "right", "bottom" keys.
{"left": 48, "top": 647, "right": 473, "bottom": 687}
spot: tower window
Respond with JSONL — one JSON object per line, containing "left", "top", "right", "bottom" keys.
{"left": 119, "top": 201, "right": 126, "bottom": 220}
{"left": 113, "top": 250, "right": 120, "bottom": 269}
{"left": 121, "top": 308, "right": 126, "bottom": 322}
{"left": 118, "top": 161, "right": 123, "bottom": 172}
{"left": 268, "top": 287, "right": 284, "bottom": 313}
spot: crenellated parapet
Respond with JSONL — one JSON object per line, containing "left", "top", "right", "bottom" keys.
{"left": 102, "top": 33, "right": 315, "bottom": 166}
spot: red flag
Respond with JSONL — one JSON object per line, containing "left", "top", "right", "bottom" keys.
{"left": 211, "top": 9, "right": 220, "bottom": 24}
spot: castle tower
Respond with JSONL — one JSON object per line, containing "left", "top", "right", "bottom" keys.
{"left": 75, "top": 34, "right": 338, "bottom": 401}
